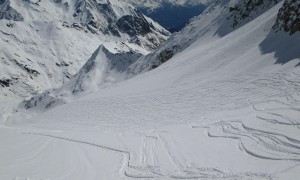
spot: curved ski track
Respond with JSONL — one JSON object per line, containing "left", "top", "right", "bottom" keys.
{"left": 3, "top": 73, "right": 297, "bottom": 179}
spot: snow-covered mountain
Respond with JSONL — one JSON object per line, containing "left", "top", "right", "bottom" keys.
{"left": 137, "top": 2, "right": 207, "bottom": 32}
{"left": 130, "top": 0, "right": 299, "bottom": 73}
{"left": 21, "top": 0, "right": 300, "bottom": 111}
{"left": 1, "top": 0, "right": 300, "bottom": 179}
{"left": 0, "top": 0, "right": 170, "bottom": 99}
{"left": 127, "top": 0, "right": 209, "bottom": 9}
{"left": 125, "top": 0, "right": 211, "bottom": 32}
{"left": 22, "top": 42, "right": 144, "bottom": 110}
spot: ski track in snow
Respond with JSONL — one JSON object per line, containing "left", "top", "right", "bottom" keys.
{"left": 1, "top": 72, "right": 299, "bottom": 179}
{"left": 1, "top": 1, "right": 300, "bottom": 178}
{"left": 17, "top": 130, "right": 274, "bottom": 180}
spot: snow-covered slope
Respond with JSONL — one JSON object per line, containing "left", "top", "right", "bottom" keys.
{"left": 129, "top": 0, "right": 288, "bottom": 73}
{"left": 0, "top": 0, "right": 300, "bottom": 179}
{"left": 21, "top": 0, "right": 300, "bottom": 111}
{"left": 22, "top": 42, "right": 143, "bottom": 110}
{"left": 0, "top": 0, "right": 169, "bottom": 99}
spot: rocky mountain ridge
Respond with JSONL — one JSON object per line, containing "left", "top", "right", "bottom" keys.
{"left": 126, "top": 0, "right": 210, "bottom": 9}
{"left": 0, "top": 0, "right": 169, "bottom": 99}
{"left": 129, "top": 0, "right": 300, "bottom": 73}
{"left": 21, "top": 0, "right": 300, "bottom": 111}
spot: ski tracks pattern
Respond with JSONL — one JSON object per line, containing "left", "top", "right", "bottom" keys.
{"left": 10, "top": 72, "right": 300, "bottom": 179}
{"left": 192, "top": 72, "right": 300, "bottom": 178}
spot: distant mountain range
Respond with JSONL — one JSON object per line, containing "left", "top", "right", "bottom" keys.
{"left": 127, "top": 0, "right": 209, "bottom": 32}
{"left": 0, "top": 0, "right": 170, "bottom": 99}
{"left": 137, "top": 2, "right": 207, "bottom": 32}
{"left": 22, "top": 0, "right": 300, "bottom": 111}
{"left": 0, "top": 1, "right": 300, "bottom": 179}
{"left": 127, "top": 0, "right": 209, "bottom": 9}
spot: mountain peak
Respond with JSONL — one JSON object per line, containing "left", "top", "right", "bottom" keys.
{"left": 0, "top": 0, "right": 169, "bottom": 99}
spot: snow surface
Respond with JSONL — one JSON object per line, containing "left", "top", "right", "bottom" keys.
{"left": 0, "top": 0, "right": 300, "bottom": 180}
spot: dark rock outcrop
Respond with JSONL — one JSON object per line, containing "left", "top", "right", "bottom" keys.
{"left": 273, "top": 0, "right": 300, "bottom": 34}
{"left": 0, "top": 0, "right": 24, "bottom": 21}
{"left": 116, "top": 14, "right": 151, "bottom": 37}
{"left": 228, "top": 0, "right": 280, "bottom": 28}
{"left": 0, "top": 79, "right": 11, "bottom": 87}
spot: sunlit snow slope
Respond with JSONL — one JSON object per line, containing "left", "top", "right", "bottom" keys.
{"left": 0, "top": 0, "right": 300, "bottom": 179}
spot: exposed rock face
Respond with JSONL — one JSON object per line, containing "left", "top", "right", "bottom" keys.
{"left": 228, "top": 0, "right": 280, "bottom": 28}
{"left": 0, "top": 0, "right": 23, "bottom": 21}
{"left": 273, "top": 0, "right": 300, "bottom": 34}
{"left": 125, "top": 0, "right": 208, "bottom": 9}
{"left": 54, "top": 0, "right": 169, "bottom": 39}
{"left": 137, "top": 2, "right": 207, "bottom": 32}
{"left": 0, "top": 79, "right": 11, "bottom": 87}
{"left": 154, "top": 45, "right": 179, "bottom": 67}
{"left": 129, "top": 0, "right": 297, "bottom": 75}
{"left": 117, "top": 11, "right": 152, "bottom": 37}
